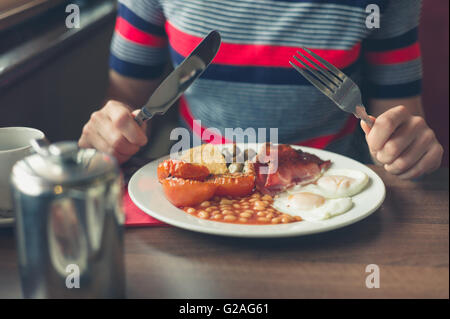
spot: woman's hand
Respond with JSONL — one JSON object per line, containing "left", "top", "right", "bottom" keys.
{"left": 78, "top": 100, "right": 148, "bottom": 163}
{"left": 361, "top": 105, "right": 443, "bottom": 179}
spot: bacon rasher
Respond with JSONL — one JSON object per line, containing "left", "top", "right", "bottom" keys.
{"left": 254, "top": 143, "right": 331, "bottom": 195}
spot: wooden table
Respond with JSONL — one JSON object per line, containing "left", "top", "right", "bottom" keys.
{"left": 0, "top": 166, "right": 448, "bottom": 298}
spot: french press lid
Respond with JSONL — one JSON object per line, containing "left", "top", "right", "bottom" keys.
{"left": 11, "top": 138, "right": 119, "bottom": 195}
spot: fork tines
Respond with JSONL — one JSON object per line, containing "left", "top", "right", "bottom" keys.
{"left": 289, "top": 47, "right": 345, "bottom": 95}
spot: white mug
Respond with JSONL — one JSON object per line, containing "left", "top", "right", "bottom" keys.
{"left": 0, "top": 127, "right": 45, "bottom": 215}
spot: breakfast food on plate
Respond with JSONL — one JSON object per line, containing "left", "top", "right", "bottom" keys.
{"left": 179, "top": 144, "right": 228, "bottom": 174}
{"left": 157, "top": 160, "right": 210, "bottom": 181}
{"left": 254, "top": 143, "right": 331, "bottom": 195}
{"left": 288, "top": 168, "right": 369, "bottom": 199}
{"left": 157, "top": 144, "right": 256, "bottom": 208}
{"left": 274, "top": 167, "right": 369, "bottom": 221}
{"left": 160, "top": 177, "right": 217, "bottom": 207}
{"left": 183, "top": 192, "right": 302, "bottom": 224}
{"left": 157, "top": 143, "right": 369, "bottom": 224}
{"left": 209, "top": 173, "right": 255, "bottom": 197}
{"left": 272, "top": 192, "right": 353, "bottom": 222}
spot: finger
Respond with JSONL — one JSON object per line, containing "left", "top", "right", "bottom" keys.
{"left": 384, "top": 128, "right": 437, "bottom": 175}
{"left": 86, "top": 124, "right": 109, "bottom": 153}
{"left": 396, "top": 143, "right": 444, "bottom": 180}
{"left": 89, "top": 131, "right": 129, "bottom": 163}
{"left": 104, "top": 102, "right": 148, "bottom": 146}
{"left": 360, "top": 115, "right": 377, "bottom": 135}
{"left": 78, "top": 134, "right": 93, "bottom": 149}
{"left": 79, "top": 124, "right": 92, "bottom": 148}
{"left": 376, "top": 116, "right": 426, "bottom": 164}
{"left": 366, "top": 105, "right": 410, "bottom": 152}
{"left": 360, "top": 120, "right": 371, "bottom": 136}
{"left": 361, "top": 116, "right": 377, "bottom": 162}
{"left": 131, "top": 109, "right": 148, "bottom": 133}
{"left": 384, "top": 138, "right": 428, "bottom": 175}
{"left": 81, "top": 115, "right": 131, "bottom": 163}
{"left": 93, "top": 112, "right": 140, "bottom": 156}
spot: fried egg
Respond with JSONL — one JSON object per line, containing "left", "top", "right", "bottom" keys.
{"left": 273, "top": 192, "right": 353, "bottom": 221}
{"left": 288, "top": 168, "right": 369, "bottom": 199}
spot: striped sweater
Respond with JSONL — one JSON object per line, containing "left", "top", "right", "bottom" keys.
{"left": 110, "top": 0, "right": 423, "bottom": 162}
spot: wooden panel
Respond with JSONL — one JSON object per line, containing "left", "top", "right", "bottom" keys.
{"left": 0, "top": 0, "right": 65, "bottom": 31}
{"left": 0, "top": 22, "right": 115, "bottom": 141}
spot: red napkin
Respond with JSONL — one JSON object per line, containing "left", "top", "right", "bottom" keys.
{"left": 122, "top": 186, "right": 168, "bottom": 227}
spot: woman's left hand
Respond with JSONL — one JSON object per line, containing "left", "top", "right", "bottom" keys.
{"left": 361, "top": 105, "right": 444, "bottom": 179}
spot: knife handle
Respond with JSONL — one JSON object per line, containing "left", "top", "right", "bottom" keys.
{"left": 134, "top": 108, "right": 154, "bottom": 126}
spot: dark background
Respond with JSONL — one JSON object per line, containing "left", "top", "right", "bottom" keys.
{"left": 419, "top": 0, "right": 449, "bottom": 166}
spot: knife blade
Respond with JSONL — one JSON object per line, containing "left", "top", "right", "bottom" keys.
{"left": 134, "top": 30, "right": 221, "bottom": 126}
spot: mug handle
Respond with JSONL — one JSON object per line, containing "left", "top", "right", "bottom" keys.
{"left": 30, "top": 137, "right": 51, "bottom": 156}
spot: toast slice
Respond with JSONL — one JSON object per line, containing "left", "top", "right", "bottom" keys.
{"left": 180, "top": 144, "right": 228, "bottom": 175}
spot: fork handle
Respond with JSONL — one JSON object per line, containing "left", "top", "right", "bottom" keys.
{"left": 355, "top": 106, "right": 375, "bottom": 129}
{"left": 361, "top": 116, "right": 375, "bottom": 128}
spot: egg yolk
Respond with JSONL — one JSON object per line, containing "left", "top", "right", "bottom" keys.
{"left": 288, "top": 192, "right": 326, "bottom": 210}
{"left": 317, "top": 175, "right": 354, "bottom": 191}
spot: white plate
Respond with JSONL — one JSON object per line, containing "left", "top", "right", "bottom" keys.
{"left": 128, "top": 144, "right": 385, "bottom": 238}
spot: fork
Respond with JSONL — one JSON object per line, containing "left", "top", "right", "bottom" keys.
{"left": 290, "top": 47, "right": 374, "bottom": 128}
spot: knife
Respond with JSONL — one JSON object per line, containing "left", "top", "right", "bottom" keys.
{"left": 134, "top": 30, "right": 222, "bottom": 126}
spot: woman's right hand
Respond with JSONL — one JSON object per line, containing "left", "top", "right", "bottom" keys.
{"left": 78, "top": 100, "right": 148, "bottom": 163}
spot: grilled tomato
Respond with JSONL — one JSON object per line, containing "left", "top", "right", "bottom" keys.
{"left": 161, "top": 178, "right": 217, "bottom": 207}
{"left": 157, "top": 159, "right": 210, "bottom": 181}
{"left": 208, "top": 174, "right": 255, "bottom": 197}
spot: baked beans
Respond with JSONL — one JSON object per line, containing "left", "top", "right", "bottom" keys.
{"left": 182, "top": 191, "right": 301, "bottom": 225}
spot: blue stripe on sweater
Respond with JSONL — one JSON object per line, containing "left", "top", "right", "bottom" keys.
{"left": 118, "top": 3, "right": 166, "bottom": 36}
{"left": 169, "top": 47, "right": 362, "bottom": 85}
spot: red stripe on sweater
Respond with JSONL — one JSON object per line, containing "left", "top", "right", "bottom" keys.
{"left": 116, "top": 17, "right": 167, "bottom": 47}
{"left": 365, "top": 43, "right": 421, "bottom": 65}
{"left": 166, "top": 21, "right": 361, "bottom": 68}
